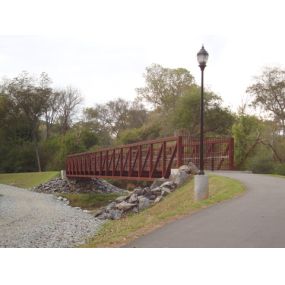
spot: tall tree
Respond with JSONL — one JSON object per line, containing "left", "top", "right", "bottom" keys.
{"left": 43, "top": 90, "right": 62, "bottom": 139}
{"left": 171, "top": 86, "right": 235, "bottom": 136}
{"left": 136, "top": 64, "right": 195, "bottom": 110}
{"left": 57, "top": 86, "right": 83, "bottom": 134}
{"left": 247, "top": 67, "right": 285, "bottom": 135}
{"left": 232, "top": 115, "right": 263, "bottom": 169}
{"left": 84, "top": 98, "right": 147, "bottom": 138}
{"left": 1, "top": 72, "right": 51, "bottom": 171}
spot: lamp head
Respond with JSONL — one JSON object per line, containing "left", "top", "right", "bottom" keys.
{"left": 197, "top": 45, "right": 209, "bottom": 70}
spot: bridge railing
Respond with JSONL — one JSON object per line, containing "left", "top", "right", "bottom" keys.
{"left": 66, "top": 136, "right": 234, "bottom": 181}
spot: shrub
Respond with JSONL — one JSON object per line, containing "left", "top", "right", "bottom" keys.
{"left": 249, "top": 156, "right": 275, "bottom": 174}
{"left": 273, "top": 163, "right": 285, "bottom": 176}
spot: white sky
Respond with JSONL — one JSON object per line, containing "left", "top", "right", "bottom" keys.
{"left": 0, "top": 0, "right": 284, "bottom": 111}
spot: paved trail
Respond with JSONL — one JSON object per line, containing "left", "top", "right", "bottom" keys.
{"left": 126, "top": 172, "right": 285, "bottom": 247}
{"left": 0, "top": 184, "right": 103, "bottom": 247}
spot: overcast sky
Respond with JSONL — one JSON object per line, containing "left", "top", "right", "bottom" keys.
{"left": 0, "top": 0, "right": 284, "bottom": 111}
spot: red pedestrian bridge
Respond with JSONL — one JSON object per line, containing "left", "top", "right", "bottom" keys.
{"left": 66, "top": 136, "right": 234, "bottom": 181}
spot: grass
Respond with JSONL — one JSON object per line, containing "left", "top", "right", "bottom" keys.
{"left": 0, "top": 171, "right": 59, "bottom": 188}
{"left": 83, "top": 175, "right": 245, "bottom": 247}
{"left": 59, "top": 192, "right": 121, "bottom": 210}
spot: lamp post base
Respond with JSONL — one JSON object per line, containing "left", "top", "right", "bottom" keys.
{"left": 194, "top": 174, "right": 209, "bottom": 201}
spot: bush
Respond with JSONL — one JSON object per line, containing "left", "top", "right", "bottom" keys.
{"left": 273, "top": 163, "right": 285, "bottom": 176}
{"left": 249, "top": 156, "right": 275, "bottom": 174}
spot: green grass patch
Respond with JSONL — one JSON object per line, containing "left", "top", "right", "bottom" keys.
{"left": 59, "top": 192, "right": 121, "bottom": 210}
{"left": 0, "top": 171, "right": 59, "bottom": 188}
{"left": 83, "top": 175, "right": 245, "bottom": 248}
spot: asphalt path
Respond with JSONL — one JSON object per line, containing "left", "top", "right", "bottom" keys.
{"left": 126, "top": 172, "right": 285, "bottom": 248}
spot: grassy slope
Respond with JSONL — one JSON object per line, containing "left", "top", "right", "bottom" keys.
{"left": 0, "top": 172, "right": 59, "bottom": 188}
{"left": 83, "top": 175, "right": 245, "bottom": 247}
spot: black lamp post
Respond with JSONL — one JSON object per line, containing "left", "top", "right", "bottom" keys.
{"left": 197, "top": 45, "right": 209, "bottom": 175}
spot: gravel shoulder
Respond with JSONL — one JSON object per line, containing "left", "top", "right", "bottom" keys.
{"left": 0, "top": 184, "right": 104, "bottom": 248}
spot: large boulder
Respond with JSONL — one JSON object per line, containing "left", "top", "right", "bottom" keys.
{"left": 133, "top": 187, "right": 145, "bottom": 195}
{"left": 150, "top": 187, "right": 162, "bottom": 196}
{"left": 187, "top": 162, "right": 199, "bottom": 175}
{"left": 160, "top": 181, "right": 177, "bottom": 190}
{"left": 115, "top": 195, "right": 128, "bottom": 203}
{"left": 138, "top": 196, "right": 150, "bottom": 211}
{"left": 116, "top": 201, "right": 136, "bottom": 211}
{"left": 161, "top": 187, "right": 171, "bottom": 196}
{"left": 109, "top": 209, "right": 123, "bottom": 220}
{"left": 154, "top": 196, "right": 163, "bottom": 204}
{"left": 106, "top": 202, "right": 117, "bottom": 211}
{"left": 173, "top": 170, "right": 189, "bottom": 187}
{"left": 150, "top": 178, "right": 168, "bottom": 190}
{"left": 128, "top": 193, "right": 138, "bottom": 203}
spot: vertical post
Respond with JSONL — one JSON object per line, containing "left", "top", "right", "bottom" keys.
{"left": 162, "top": 141, "right": 166, "bottom": 177}
{"left": 65, "top": 160, "right": 69, "bottom": 176}
{"left": 99, "top": 152, "right": 102, "bottom": 175}
{"left": 105, "top": 150, "right": 109, "bottom": 175}
{"left": 120, "top": 148, "right": 123, "bottom": 176}
{"left": 138, "top": 145, "right": 142, "bottom": 177}
{"left": 128, "top": 146, "right": 132, "bottom": 177}
{"left": 229, "top": 137, "right": 234, "bottom": 170}
{"left": 112, "top": 149, "right": 115, "bottom": 176}
{"left": 177, "top": 136, "right": 183, "bottom": 167}
{"left": 73, "top": 158, "right": 76, "bottom": 175}
{"left": 199, "top": 68, "right": 205, "bottom": 175}
{"left": 149, "top": 144, "right": 153, "bottom": 178}
{"left": 86, "top": 155, "right": 89, "bottom": 175}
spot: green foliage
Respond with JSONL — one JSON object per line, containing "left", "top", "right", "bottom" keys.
{"left": 84, "top": 98, "right": 147, "bottom": 138}
{"left": 117, "top": 123, "right": 161, "bottom": 144}
{"left": 249, "top": 154, "right": 275, "bottom": 174}
{"left": 171, "top": 86, "right": 235, "bottom": 136}
{"left": 247, "top": 67, "right": 285, "bottom": 134}
{"left": 0, "top": 141, "right": 37, "bottom": 173}
{"left": 273, "top": 163, "right": 285, "bottom": 176}
{"left": 232, "top": 115, "right": 263, "bottom": 169}
{"left": 249, "top": 156, "right": 285, "bottom": 175}
{"left": 42, "top": 127, "right": 100, "bottom": 170}
{"left": 136, "top": 64, "right": 195, "bottom": 110}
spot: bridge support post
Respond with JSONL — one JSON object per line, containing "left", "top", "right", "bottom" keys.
{"left": 194, "top": 175, "right": 209, "bottom": 201}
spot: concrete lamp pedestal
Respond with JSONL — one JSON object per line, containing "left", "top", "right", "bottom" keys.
{"left": 194, "top": 175, "right": 209, "bottom": 201}
{"left": 61, "top": 170, "right": 66, "bottom": 180}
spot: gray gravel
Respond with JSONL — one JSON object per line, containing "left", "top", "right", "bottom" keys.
{"left": 0, "top": 184, "right": 104, "bottom": 248}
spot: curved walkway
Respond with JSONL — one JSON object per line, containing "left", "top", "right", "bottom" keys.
{"left": 126, "top": 172, "right": 285, "bottom": 247}
{"left": 0, "top": 184, "right": 103, "bottom": 248}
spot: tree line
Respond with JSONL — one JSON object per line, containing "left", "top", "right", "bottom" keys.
{"left": 0, "top": 65, "right": 285, "bottom": 175}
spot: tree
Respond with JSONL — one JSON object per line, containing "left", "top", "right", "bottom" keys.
{"left": 136, "top": 64, "right": 195, "bottom": 110}
{"left": 171, "top": 86, "right": 235, "bottom": 136}
{"left": 1, "top": 72, "right": 51, "bottom": 171}
{"left": 57, "top": 86, "right": 83, "bottom": 134}
{"left": 232, "top": 115, "right": 263, "bottom": 169}
{"left": 247, "top": 67, "right": 285, "bottom": 135}
{"left": 84, "top": 98, "right": 147, "bottom": 138}
{"left": 43, "top": 90, "right": 62, "bottom": 139}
